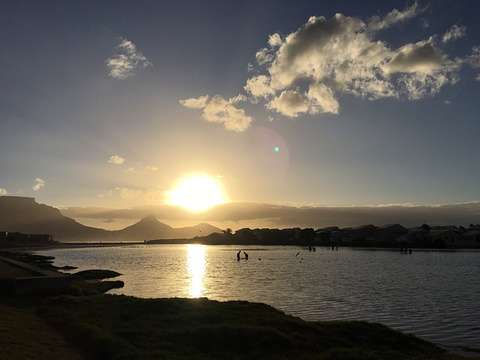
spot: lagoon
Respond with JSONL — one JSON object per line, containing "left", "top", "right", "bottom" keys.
{"left": 39, "top": 245, "right": 480, "bottom": 350}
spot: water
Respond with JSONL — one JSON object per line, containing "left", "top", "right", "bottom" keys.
{"left": 38, "top": 245, "right": 480, "bottom": 350}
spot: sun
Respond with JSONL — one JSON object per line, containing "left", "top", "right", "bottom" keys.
{"left": 168, "top": 175, "right": 226, "bottom": 211}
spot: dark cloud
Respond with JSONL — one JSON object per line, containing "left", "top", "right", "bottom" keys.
{"left": 61, "top": 201, "right": 480, "bottom": 229}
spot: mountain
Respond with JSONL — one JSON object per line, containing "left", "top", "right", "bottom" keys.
{"left": 112, "top": 215, "right": 175, "bottom": 241}
{"left": 0, "top": 196, "right": 110, "bottom": 242}
{"left": 0, "top": 196, "right": 221, "bottom": 242}
{"left": 174, "top": 223, "right": 223, "bottom": 239}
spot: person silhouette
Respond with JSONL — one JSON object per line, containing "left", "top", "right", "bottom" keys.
{"left": 237, "top": 250, "right": 241, "bottom": 261}
{"left": 244, "top": 252, "right": 249, "bottom": 260}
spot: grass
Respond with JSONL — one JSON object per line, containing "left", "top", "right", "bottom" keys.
{"left": 0, "top": 299, "right": 85, "bottom": 360}
{"left": 35, "top": 295, "right": 467, "bottom": 360}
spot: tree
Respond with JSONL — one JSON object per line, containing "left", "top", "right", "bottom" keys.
{"left": 420, "top": 224, "right": 430, "bottom": 231}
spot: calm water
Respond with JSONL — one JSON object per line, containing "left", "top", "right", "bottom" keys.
{"left": 39, "top": 245, "right": 480, "bottom": 350}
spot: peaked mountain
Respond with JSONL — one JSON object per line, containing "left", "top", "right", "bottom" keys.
{"left": 112, "top": 215, "right": 175, "bottom": 241}
{"left": 0, "top": 196, "right": 221, "bottom": 242}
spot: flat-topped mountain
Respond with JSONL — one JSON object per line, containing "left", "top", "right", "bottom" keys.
{"left": 0, "top": 196, "right": 220, "bottom": 242}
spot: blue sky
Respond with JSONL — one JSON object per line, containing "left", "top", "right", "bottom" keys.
{"left": 2, "top": 1, "right": 480, "bottom": 230}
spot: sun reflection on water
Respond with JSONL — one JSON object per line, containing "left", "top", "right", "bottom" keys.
{"left": 186, "top": 244, "right": 206, "bottom": 298}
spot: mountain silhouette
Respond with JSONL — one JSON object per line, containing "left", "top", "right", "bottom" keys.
{"left": 111, "top": 215, "right": 175, "bottom": 241}
{"left": 0, "top": 196, "right": 110, "bottom": 242}
{"left": 0, "top": 196, "right": 221, "bottom": 242}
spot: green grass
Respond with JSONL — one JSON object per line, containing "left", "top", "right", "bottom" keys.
{"left": 36, "top": 295, "right": 466, "bottom": 360}
{"left": 0, "top": 300, "right": 85, "bottom": 360}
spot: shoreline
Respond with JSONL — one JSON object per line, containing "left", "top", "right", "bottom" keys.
{"left": 1, "top": 251, "right": 478, "bottom": 358}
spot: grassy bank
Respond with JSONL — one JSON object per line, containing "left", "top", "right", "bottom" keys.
{"left": 33, "top": 295, "right": 465, "bottom": 360}
{"left": 0, "top": 251, "right": 471, "bottom": 359}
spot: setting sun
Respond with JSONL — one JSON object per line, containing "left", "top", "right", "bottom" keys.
{"left": 168, "top": 175, "right": 226, "bottom": 211}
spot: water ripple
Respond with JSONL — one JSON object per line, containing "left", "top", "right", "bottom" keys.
{"left": 41, "top": 245, "right": 480, "bottom": 349}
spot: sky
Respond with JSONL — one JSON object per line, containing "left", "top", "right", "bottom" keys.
{"left": 2, "top": 0, "right": 480, "bottom": 230}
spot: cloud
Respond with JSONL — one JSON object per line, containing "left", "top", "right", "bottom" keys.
{"left": 144, "top": 166, "right": 159, "bottom": 174}
{"left": 247, "top": 5, "right": 468, "bottom": 116}
{"left": 182, "top": 3, "right": 478, "bottom": 127}
{"left": 466, "top": 46, "right": 480, "bottom": 68}
{"left": 60, "top": 201, "right": 480, "bottom": 230}
{"left": 117, "top": 187, "right": 144, "bottom": 201}
{"left": 244, "top": 75, "right": 275, "bottom": 99}
{"left": 108, "top": 155, "right": 125, "bottom": 165}
{"left": 106, "top": 38, "right": 152, "bottom": 79}
{"left": 0, "top": 188, "right": 7, "bottom": 196}
{"left": 32, "top": 178, "right": 45, "bottom": 191}
{"left": 267, "top": 90, "right": 309, "bottom": 117}
{"left": 116, "top": 187, "right": 164, "bottom": 203}
{"left": 367, "top": 1, "right": 424, "bottom": 32}
{"left": 384, "top": 39, "right": 448, "bottom": 74}
{"left": 442, "top": 25, "right": 466, "bottom": 43}
{"left": 179, "top": 95, "right": 209, "bottom": 109}
{"left": 180, "top": 95, "right": 253, "bottom": 132}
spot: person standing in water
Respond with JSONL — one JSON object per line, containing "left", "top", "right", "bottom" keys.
{"left": 244, "top": 251, "right": 249, "bottom": 260}
{"left": 237, "top": 250, "right": 241, "bottom": 261}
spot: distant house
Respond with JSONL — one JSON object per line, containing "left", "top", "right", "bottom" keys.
{"left": 351, "top": 225, "right": 378, "bottom": 243}
{"left": 329, "top": 228, "right": 353, "bottom": 244}
{"left": 378, "top": 224, "right": 409, "bottom": 243}
{"left": 428, "top": 229, "right": 460, "bottom": 247}
{"left": 234, "top": 228, "right": 257, "bottom": 242}
{"left": 2, "top": 232, "right": 54, "bottom": 244}
{"left": 407, "top": 228, "right": 430, "bottom": 246}
{"left": 459, "top": 231, "right": 480, "bottom": 248}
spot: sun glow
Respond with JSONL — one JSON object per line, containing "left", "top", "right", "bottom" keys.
{"left": 169, "top": 175, "right": 226, "bottom": 211}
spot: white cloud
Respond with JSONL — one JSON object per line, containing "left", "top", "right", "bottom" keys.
{"left": 181, "top": 94, "right": 253, "bottom": 132}
{"left": 0, "top": 188, "right": 7, "bottom": 196}
{"left": 397, "top": 71, "right": 458, "bottom": 100}
{"left": 307, "top": 83, "right": 339, "bottom": 114}
{"left": 244, "top": 75, "right": 275, "bottom": 99}
{"left": 367, "top": 2, "right": 424, "bottom": 32}
{"left": 442, "top": 25, "right": 466, "bottom": 43}
{"left": 243, "top": 3, "right": 473, "bottom": 117}
{"left": 385, "top": 39, "right": 448, "bottom": 74}
{"left": 32, "top": 178, "right": 45, "bottom": 191}
{"left": 183, "top": 3, "right": 479, "bottom": 126}
{"left": 466, "top": 46, "right": 480, "bottom": 68}
{"left": 108, "top": 155, "right": 125, "bottom": 165}
{"left": 144, "top": 166, "right": 159, "bottom": 174}
{"left": 268, "top": 33, "right": 283, "bottom": 48}
{"left": 125, "top": 167, "right": 135, "bottom": 173}
{"left": 179, "top": 95, "right": 209, "bottom": 109}
{"left": 267, "top": 90, "right": 309, "bottom": 117}
{"left": 106, "top": 38, "right": 152, "bottom": 79}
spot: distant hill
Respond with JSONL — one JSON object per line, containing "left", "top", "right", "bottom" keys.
{"left": 0, "top": 196, "right": 221, "bottom": 242}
